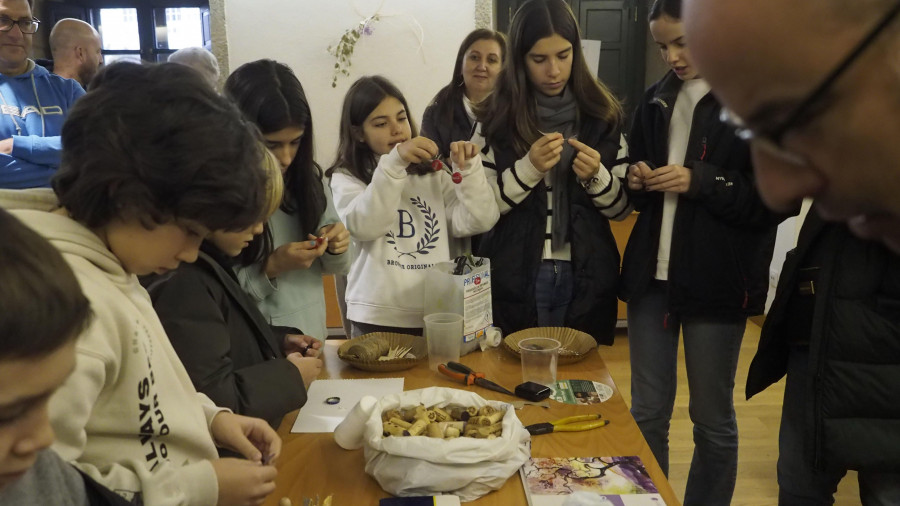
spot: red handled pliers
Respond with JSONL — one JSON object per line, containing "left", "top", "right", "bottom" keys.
{"left": 438, "top": 361, "right": 516, "bottom": 396}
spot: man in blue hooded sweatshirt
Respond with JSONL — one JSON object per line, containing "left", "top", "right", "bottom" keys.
{"left": 0, "top": 0, "right": 84, "bottom": 189}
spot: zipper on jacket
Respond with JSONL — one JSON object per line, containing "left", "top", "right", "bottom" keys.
{"left": 663, "top": 312, "right": 670, "bottom": 329}
{"left": 700, "top": 136, "right": 708, "bottom": 161}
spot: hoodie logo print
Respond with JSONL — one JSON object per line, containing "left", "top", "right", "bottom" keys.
{"left": 385, "top": 196, "right": 440, "bottom": 260}
{"left": 0, "top": 104, "right": 63, "bottom": 118}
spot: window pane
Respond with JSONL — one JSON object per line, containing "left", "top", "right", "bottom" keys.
{"left": 103, "top": 54, "right": 142, "bottom": 65}
{"left": 154, "top": 8, "right": 203, "bottom": 50}
{"left": 98, "top": 8, "right": 140, "bottom": 51}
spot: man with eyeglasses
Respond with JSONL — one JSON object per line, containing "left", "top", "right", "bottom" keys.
{"left": 0, "top": 0, "right": 85, "bottom": 189}
{"left": 685, "top": 0, "right": 900, "bottom": 504}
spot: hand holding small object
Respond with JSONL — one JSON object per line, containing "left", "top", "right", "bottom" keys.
{"left": 627, "top": 161, "right": 654, "bottom": 191}
{"left": 265, "top": 238, "right": 328, "bottom": 278}
{"left": 398, "top": 136, "right": 439, "bottom": 164}
{"left": 529, "top": 132, "right": 565, "bottom": 173}
{"left": 449, "top": 140, "right": 478, "bottom": 167}
{"left": 284, "top": 334, "right": 321, "bottom": 357}
{"left": 318, "top": 222, "right": 350, "bottom": 254}
{"left": 643, "top": 163, "right": 692, "bottom": 193}
{"left": 568, "top": 137, "right": 602, "bottom": 182}
{"left": 210, "top": 412, "right": 282, "bottom": 463}
{"left": 286, "top": 353, "right": 323, "bottom": 389}
{"left": 212, "top": 457, "right": 277, "bottom": 506}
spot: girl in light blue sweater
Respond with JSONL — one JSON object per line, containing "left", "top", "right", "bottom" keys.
{"left": 225, "top": 60, "right": 351, "bottom": 341}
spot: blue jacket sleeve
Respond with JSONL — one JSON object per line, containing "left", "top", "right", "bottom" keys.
{"left": 11, "top": 135, "right": 63, "bottom": 166}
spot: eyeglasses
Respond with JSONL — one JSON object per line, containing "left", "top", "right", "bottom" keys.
{"left": 0, "top": 16, "right": 40, "bottom": 34}
{"left": 720, "top": 1, "right": 900, "bottom": 164}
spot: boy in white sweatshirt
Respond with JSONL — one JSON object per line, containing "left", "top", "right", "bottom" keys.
{"left": 0, "top": 62, "right": 281, "bottom": 506}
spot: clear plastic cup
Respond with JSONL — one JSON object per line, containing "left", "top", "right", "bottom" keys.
{"left": 519, "top": 337, "right": 560, "bottom": 387}
{"left": 424, "top": 313, "right": 463, "bottom": 371}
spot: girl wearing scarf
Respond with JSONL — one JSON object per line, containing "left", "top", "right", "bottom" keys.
{"left": 471, "top": 0, "right": 630, "bottom": 344}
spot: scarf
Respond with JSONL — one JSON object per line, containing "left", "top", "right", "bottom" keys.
{"left": 534, "top": 86, "right": 578, "bottom": 250}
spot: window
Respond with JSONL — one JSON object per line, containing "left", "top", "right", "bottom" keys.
{"left": 47, "top": 1, "right": 211, "bottom": 63}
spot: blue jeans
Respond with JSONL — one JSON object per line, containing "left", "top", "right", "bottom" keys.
{"left": 779, "top": 346, "right": 900, "bottom": 505}
{"left": 627, "top": 281, "right": 744, "bottom": 506}
{"left": 535, "top": 260, "right": 573, "bottom": 327}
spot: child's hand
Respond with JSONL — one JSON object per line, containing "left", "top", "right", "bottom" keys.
{"left": 643, "top": 164, "right": 691, "bottom": 193}
{"left": 286, "top": 353, "right": 323, "bottom": 388}
{"left": 627, "top": 162, "right": 653, "bottom": 190}
{"left": 528, "top": 133, "right": 565, "bottom": 173}
{"left": 264, "top": 238, "right": 328, "bottom": 278}
{"left": 283, "top": 334, "right": 321, "bottom": 357}
{"left": 397, "top": 136, "right": 438, "bottom": 164}
{"left": 449, "top": 141, "right": 479, "bottom": 168}
{"left": 318, "top": 222, "right": 350, "bottom": 254}
{"left": 568, "top": 138, "right": 602, "bottom": 182}
{"left": 211, "top": 458, "right": 277, "bottom": 506}
{"left": 210, "top": 412, "right": 282, "bottom": 463}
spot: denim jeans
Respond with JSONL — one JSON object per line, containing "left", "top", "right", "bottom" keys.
{"left": 535, "top": 260, "right": 574, "bottom": 327}
{"left": 627, "top": 281, "right": 745, "bottom": 506}
{"left": 779, "top": 346, "right": 900, "bottom": 505}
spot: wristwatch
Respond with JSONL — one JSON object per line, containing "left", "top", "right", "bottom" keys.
{"left": 579, "top": 175, "right": 600, "bottom": 189}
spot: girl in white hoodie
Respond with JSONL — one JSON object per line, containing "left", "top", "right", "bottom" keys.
{"left": 328, "top": 76, "right": 499, "bottom": 337}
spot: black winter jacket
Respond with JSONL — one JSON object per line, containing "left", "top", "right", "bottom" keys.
{"left": 146, "top": 246, "right": 307, "bottom": 429}
{"left": 474, "top": 116, "right": 622, "bottom": 345}
{"left": 747, "top": 209, "right": 900, "bottom": 472}
{"left": 421, "top": 95, "right": 475, "bottom": 158}
{"left": 620, "top": 71, "right": 784, "bottom": 319}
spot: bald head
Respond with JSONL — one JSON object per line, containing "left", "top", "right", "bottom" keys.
{"left": 50, "top": 18, "right": 102, "bottom": 87}
{"left": 684, "top": 0, "right": 900, "bottom": 251}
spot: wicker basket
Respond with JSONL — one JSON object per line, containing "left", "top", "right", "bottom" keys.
{"left": 501, "top": 327, "right": 597, "bottom": 365}
{"left": 338, "top": 332, "right": 428, "bottom": 372}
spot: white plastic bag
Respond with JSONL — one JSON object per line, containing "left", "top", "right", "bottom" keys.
{"left": 424, "top": 258, "right": 493, "bottom": 355}
{"left": 333, "top": 387, "right": 530, "bottom": 502}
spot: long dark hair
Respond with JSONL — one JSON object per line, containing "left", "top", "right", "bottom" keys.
{"left": 428, "top": 29, "right": 507, "bottom": 131}
{"left": 327, "top": 75, "right": 418, "bottom": 185}
{"left": 478, "top": 0, "right": 623, "bottom": 155}
{"left": 224, "top": 59, "right": 325, "bottom": 236}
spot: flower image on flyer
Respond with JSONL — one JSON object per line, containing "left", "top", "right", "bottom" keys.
{"left": 520, "top": 456, "right": 667, "bottom": 506}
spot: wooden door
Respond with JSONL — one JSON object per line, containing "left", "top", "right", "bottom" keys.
{"left": 575, "top": 0, "right": 646, "bottom": 115}
{"left": 495, "top": 0, "right": 646, "bottom": 117}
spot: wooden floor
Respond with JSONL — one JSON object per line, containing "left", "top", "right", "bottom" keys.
{"left": 602, "top": 321, "right": 862, "bottom": 506}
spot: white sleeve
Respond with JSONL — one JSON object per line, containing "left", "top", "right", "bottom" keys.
{"left": 441, "top": 153, "right": 500, "bottom": 237}
{"left": 471, "top": 127, "right": 544, "bottom": 215}
{"left": 330, "top": 147, "right": 409, "bottom": 242}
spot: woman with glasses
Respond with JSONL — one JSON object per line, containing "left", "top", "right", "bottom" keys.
{"left": 619, "top": 0, "right": 788, "bottom": 504}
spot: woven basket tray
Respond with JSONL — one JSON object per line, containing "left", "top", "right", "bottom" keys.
{"left": 338, "top": 332, "right": 427, "bottom": 372}
{"left": 501, "top": 327, "right": 597, "bottom": 365}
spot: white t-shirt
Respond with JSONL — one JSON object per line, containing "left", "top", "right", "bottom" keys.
{"left": 655, "top": 78, "right": 711, "bottom": 280}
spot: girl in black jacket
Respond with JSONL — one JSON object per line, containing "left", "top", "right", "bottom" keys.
{"left": 620, "top": 0, "right": 785, "bottom": 504}
{"left": 148, "top": 149, "right": 323, "bottom": 430}
{"left": 473, "top": 0, "right": 630, "bottom": 343}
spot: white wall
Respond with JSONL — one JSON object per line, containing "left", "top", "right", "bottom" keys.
{"left": 224, "top": 0, "right": 476, "bottom": 167}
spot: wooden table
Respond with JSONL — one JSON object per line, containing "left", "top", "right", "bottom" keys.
{"left": 265, "top": 341, "right": 680, "bottom": 505}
